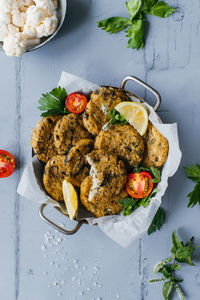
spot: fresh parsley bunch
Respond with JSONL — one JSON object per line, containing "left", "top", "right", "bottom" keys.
{"left": 38, "top": 86, "right": 69, "bottom": 117}
{"left": 184, "top": 163, "right": 200, "bottom": 208}
{"left": 97, "top": 0, "right": 176, "bottom": 50}
{"left": 150, "top": 230, "right": 198, "bottom": 300}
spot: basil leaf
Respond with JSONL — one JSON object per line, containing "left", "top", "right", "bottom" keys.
{"left": 146, "top": 1, "right": 176, "bottom": 18}
{"left": 126, "top": 0, "right": 142, "bottom": 21}
{"left": 142, "top": 0, "right": 158, "bottom": 11}
{"left": 126, "top": 19, "right": 145, "bottom": 49}
{"left": 97, "top": 17, "right": 131, "bottom": 34}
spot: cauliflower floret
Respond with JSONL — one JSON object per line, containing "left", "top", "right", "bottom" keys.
{"left": 0, "top": 22, "right": 8, "bottom": 40}
{"left": 34, "top": 0, "right": 55, "bottom": 16}
{"left": 12, "top": 11, "right": 26, "bottom": 27}
{"left": 25, "top": 5, "right": 45, "bottom": 27}
{"left": 3, "top": 31, "right": 26, "bottom": 56}
{"left": 0, "top": 11, "right": 11, "bottom": 25}
{"left": 23, "top": 24, "right": 37, "bottom": 39}
{"left": 17, "top": 0, "right": 34, "bottom": 12}
{"left": 36, "top": 14, "right": 57, "bottom": 38}
{"left": 0, "top": 0, "right": 18, "bottom": 13}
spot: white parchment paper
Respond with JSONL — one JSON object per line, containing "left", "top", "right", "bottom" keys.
{"left": 17, "top": 71, "right": 182, "bottom": 247}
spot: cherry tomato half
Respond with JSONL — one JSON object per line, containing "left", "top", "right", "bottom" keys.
{"left": 0, "top": 150, "right": 15, "bottom": 178}
{"left": 65, "top": 93, "right": 87, "bottom": 114}
{"left": 125, "top": 171, "right": 153, "bottom": 199}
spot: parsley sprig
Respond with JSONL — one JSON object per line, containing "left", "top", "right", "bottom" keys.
{"left": 97, "top": 0, "right": 176, "bottom": 50}
{"left": 119, "top": 166, "right": 161, "bottom": 216}
{"left": 38, "top": 86, "right": 69, "bottom": 117}
{"left": 108, "top": 108, "right": 128, "bottom": 126}
{"left": 184, "top": 163, "right": 200, "bottom": 207}
{"left": 148, "top": 207, "right": 165, "bottom": 235}
{"left": 150, "top": 230, "right": 198, "bottom": 300}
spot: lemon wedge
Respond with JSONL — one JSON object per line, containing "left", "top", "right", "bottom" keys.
{"left": 62, "top": 179, "right": 78, "bottom": 220}
{"left": 115, "top": 101, "right": 148, "bottom": 135}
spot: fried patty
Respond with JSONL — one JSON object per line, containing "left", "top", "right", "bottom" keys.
{"left": 142, "top": 122, "right": 169, "bottom": 168}
{"left": 81, "top": 176, "right": 128, "bottom": 218}
{"left": 43, "top": 155, "right": 67, "bottom": 201}
{"left": 65, "top": 139, "right": 94, "bottom": 187}
{"left": 80, "top": 150, "right": 127, "bottom": 217}
{"left": 95, "top": 124, "right": 145, "bottom": 167}
{"left": 82, "top": 87, "right": 129, "bottom": 136}
{"left": 31, "top": 115, "right": 62, "bottom": 163}
{"left": 54, "top": 114, "right": 91, "bottom": 155}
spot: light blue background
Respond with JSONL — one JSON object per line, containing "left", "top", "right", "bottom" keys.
{"left": 0, "top": 0, "right": 200, "bottom": 299}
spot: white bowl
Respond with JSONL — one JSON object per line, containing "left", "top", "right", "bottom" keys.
{"left": 0, "top": 0, "right": 67, "bottom": 54}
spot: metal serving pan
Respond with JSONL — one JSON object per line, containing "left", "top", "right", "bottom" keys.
{"left": 38, "top": 75, "right": 161, "bottom": 235}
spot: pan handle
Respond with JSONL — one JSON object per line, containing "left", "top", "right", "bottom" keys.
{"left": 39, "top": 203, "right": 82, "bottom": 235}
{"left": 120, "top": 76, "right": 161, "bottom": 111}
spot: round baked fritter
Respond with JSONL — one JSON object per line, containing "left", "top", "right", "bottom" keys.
{"left": 31, "top": 115, "right": 62, "bottom": 163}
{"left": 54, "top": 114, "right": 91, "bottom": 155}
{"left": 142, "top": 122, "right": 169, "bottom": 168}
{"left": 80, "top": 176, "right": 128, "bottom": 218}
{"left": 94, "top": 124, "right": 145, "bottom": 167}
{"left": 80, "top": 150, "right": 127, "bottom": 217}
{"left": 65, "top": 139, "right": 94, "bottom": 187}
{"left": 43, "top": 155, "right": 67, "bottom": 202}
{"left": 82, "top": 87, "right": 130, "bottom": 136}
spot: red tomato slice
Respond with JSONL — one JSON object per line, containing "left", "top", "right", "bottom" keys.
{"left": 0, "top": 150, "right": 15, "bottom": 178}
{"left": 125, "top": 171, "right": 153, "bottom": 199}
{"left": 65, "top": 93, "right": 87, "bottom": 114}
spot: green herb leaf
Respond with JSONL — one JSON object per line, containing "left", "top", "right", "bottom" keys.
{"left": 184, "top": 164, "right": 200, "bottom": 183}
{"left": 146, "top": 1, "right": 176, "bottom": 18}
{"left": 97, "top": 17, "right": 131, "bottom": 34}
{"left": 142, "top": 187, "right": 158, "bottom": 207}
{"left": 150, "top": 230, "right": 196, "bottom": 300}
{"left": 172, "top": 231, "right": 182, "bottom": 250}
{"left": 119, "top": 197, "right": 135, "bottom": 216}
{"left": 149, "top": 278, "right": 163, "bottom": 282}
{"left": 126, "top": 0, "right": 142, "bottom": 21}
{"left": 159, "top": 265, "right": 171, "bottom": 279}
{"left": 175, "top": 284, "right": 184, "bottom": 300}
{"left": 172, "top": 277, "right": 183, "bottom": 283}
{"left": 150, "top": 166, "right": 161, "bottom": 183}
{"left": 171, "top": 264, "right": 181, "bottom": 271}
{"left": 162, "top": 281, "right": 173, "bottom": 300}
{"left": 50, "top": 86, "right": 67, "bottom": 105}
{"left": 142, "top": 0, "right": 158, "bottom": 11}
{"left": 148, "top": 207, "right": 166, "bottom": 235}
{"left": 186, "top": 182, "right": 200, "bottom": 208}
{"left": 126, "top": 19, "right": 145, "bottom": 49}
{"left": 38, "top": 86, "right": 68, "bottom": 117}
{"left": 176, "top": 246, "right": 195, "bottom": 266}
{"left": 108, "top": 109, "right": 128, "bottom": 126}
{"left": 132, "top": 166, "right": 151, "bottom": 173}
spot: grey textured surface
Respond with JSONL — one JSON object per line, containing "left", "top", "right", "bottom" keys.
{"left": 0, "top": 0, "right": 200, "bottom": 299}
